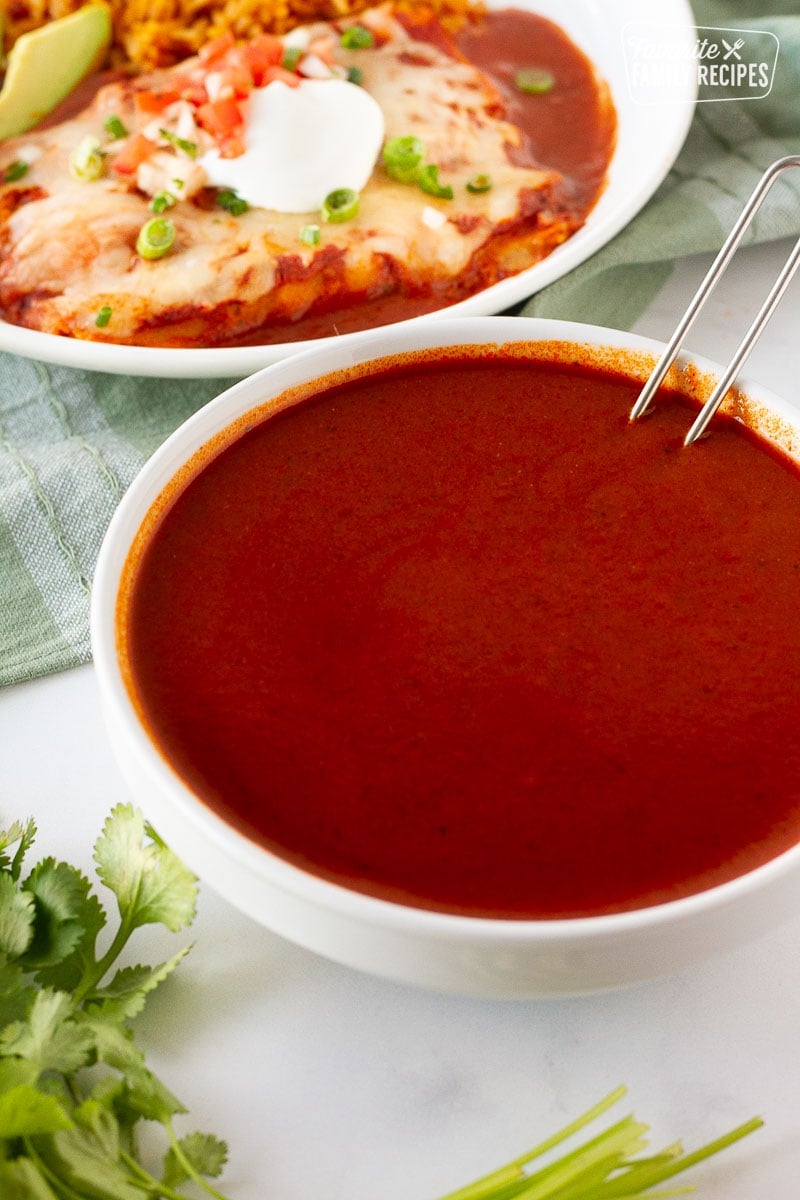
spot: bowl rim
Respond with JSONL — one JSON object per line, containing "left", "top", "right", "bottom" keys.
{"left": 91, "top": 314, "right": 800, "bottom": 943}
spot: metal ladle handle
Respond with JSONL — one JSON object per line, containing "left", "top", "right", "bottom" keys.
{"left": 629, "top": 154, "right": 800, "bottom": 445}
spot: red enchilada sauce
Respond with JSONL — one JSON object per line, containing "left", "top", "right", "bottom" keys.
{"left": 122, "top": 354, "right": 800, "bottom": 919}
{"left": 455, "top": 9, "right": 614, "bottom": 213}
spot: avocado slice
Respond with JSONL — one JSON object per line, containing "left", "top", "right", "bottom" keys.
{"left": 0, "top": 4, "right": 113, "bottom": 141}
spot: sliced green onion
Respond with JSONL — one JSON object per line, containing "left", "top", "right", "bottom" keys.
{"left": 281, "top": 45, "right": 303, "bottom": 70}
{"left": 69, "top": 135, "right": 105, "bottom": 182}
{"left": 3, "top": 160, "right": 29, "bottom": 183}
{"left": 417, "top": 163, "right": 453, "bottom": 200}
{"left": 103, "top": 114, "right": 129, "bottom": 140}
{"left": 321, "top": 187, "right": 359, "bottom": 223}
{"left": 299, "top": 224, "right": 321, "bottom": 246}
{"left": 437, "top": 1087, "right": 763, "bottom": 1200}
{"left": 149, "top": 190, "right": 177, "bottom": 214}
{"left": 159, "top": 128, "right": 198, "bottom": 158}
{"left": 382, "top": 134, "right": 425, "bottom": 184}
{"left": 514, "top": 67, "right": 555, "bottom": 94}
{"left": 217, "top": 189, "right": 249, "bottom": 216}
{"left": 95, "top": 305, "right": 112, "bottom": 328}
{"left": 466, "top": 173, "right": 492, "bottom": 194}
{"left": 340, "top": 24, "right": 374, "bottom": 49}
{"left": 346, "top": 65, "right": 363, "bottom": 86}
{"left": 136, "top": 216, "right": 176, "bottom": 260}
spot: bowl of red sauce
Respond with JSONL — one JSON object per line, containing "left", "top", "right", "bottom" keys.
{"left": 92, "top": 316, "right": 800, "bottom": 996}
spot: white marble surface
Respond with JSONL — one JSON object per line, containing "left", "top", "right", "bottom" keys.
{"left": 3, "top": 238, "right": 800, "bottom": 1198}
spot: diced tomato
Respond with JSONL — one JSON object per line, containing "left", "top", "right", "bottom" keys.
{"left": 308, "top": 36, "right": 337, "bottom": 65}
{"left": 213, "top": 61, "right": 254, "bottom": 99}
{"left": 169, "top": 72, "right": 210, "bottom": 106}
{"left": 261, "top": 64, "right": 302, "bottom": 88}
{"left": 217, "top": 131, "right": 247, "bottom": 159}
{"left": 198, "top": 30, "right": 236, "bottom": 67}
{"left": 133, "top": 88, "right": 180, "bottom": 119}
{"left": 240, "top": 34, "right": 284, "bottom": 84}
{"left": 196, "top": 96, "right": 246, "bottom": 138}
{"left": 110, "top": 132, "right": 157, "bottom": 175}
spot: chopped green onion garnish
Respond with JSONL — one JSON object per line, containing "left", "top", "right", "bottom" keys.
{"left": 299, "top": 224, "right": 321, "bottom": 245}
{"left": 95, "top": 305, "right": 112, "bottom": 328}
{"left": 340, "top": 24, "right": 374, "bottom": 49}
{"left": 437, "top": 1087, "right": 762, "bottom": 1200}
{"left": 69, "top": 135, "right": 105, "bottom": 182}
{"left": 103, "top": 114, "right": 129, "bottom": 140}
{"left": 382, "top": 134, "right": 425, "bottom": 184}
{"left": 514, "top": 67, "right": 555, "bottom": 94}
{"left": 466, "top": 173, "right": 492, "bottom": 194}
{"left": 159, "top": 128, "right": 198, "bottom": 158}
{"left": 217, "top": 189, "right": 249, "bottom": 216}
{"left": 321, "top": 187, "right": 359, "bottom": 223}
{"left": 3, "top": 160, "right": 29, "bottom": 183}
{"left": 346, "top": 65, "right": 363, "bottom": 85}
{"left": 136, "top": 216, "right": 176, "bottom": 260}
{"left": 281, "top": 45, "right": 303, "bottom": 70}
{"left": 150, "top": 190, "right": 177, "bottom": 213}
{"left": 417, "top": 163, "right": 453, "bottom": 200}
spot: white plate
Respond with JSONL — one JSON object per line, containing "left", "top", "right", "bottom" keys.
{"left": 0, "top": 0, "right": 696, "bottom": 377}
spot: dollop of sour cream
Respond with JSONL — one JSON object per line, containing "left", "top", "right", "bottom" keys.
{"left": 200, "top": 78, "right": 385, "bottom": 214}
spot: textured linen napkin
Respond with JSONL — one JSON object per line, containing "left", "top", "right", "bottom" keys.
{"left": 2, "top": 0, "right": 800, "bottom": 687}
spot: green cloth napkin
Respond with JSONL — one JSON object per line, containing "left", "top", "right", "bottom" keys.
{"left": 2, "top": 0, "right": 800, "bottom": 687}
{"left": 0, "top": 366, "right": 237, "bottom": 685}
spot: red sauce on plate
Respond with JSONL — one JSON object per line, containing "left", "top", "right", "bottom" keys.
{"left": 455, "top": 8, "right": 615, "bottom": 212}
{"left": 121, "top": 352, "right": 800, "bottom": 919}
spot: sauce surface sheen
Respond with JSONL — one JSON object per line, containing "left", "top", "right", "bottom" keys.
{"left": 124, "top": 357, "right": 800, "bottom": 918}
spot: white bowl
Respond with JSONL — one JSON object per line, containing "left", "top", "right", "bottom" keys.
{"left": 91, "top": 316, "right": 800, "bottom": 997}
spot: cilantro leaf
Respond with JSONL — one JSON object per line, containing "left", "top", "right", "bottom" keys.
{"left": 0, "top": 875, "right": 35, "bottom": 959}
{"left": 118, "top": 1062, "right": 187, "bottom": 1124}
{"left": 0, "top": 954, "right": 36, "bottom": 1027}
{"left": 0, "top": 818, "right": 37, "bottom": 882}
{"left": 163, "top": 1131, "right": 229, "bottom": 1188}
{"left": 0, "top": 1084, "right": 72, "bottom": 1137}
{"left": 33, "top": 890, "right": 106, "bottom": 993}
{"left": 0, "top": 1056, "right": 37, "bottom": 1093}
{"left": 94, "top": 804, "right": 197, "bottom": 933}
{"left": 74, "top": 1097, "right": 121, "bottom": 1160}
{"left": 85, "top": 1073, "right": 126, "bottom": 1109}
{"left": 0, "top": 989, "right": 94, "bottom": 1074}
{"left": 0, "top": 1155, "right": 62, "bottom": 1199}
{"left": 90, "top": 948, "right": 191, "bottom": 1021}
{"left": 21, "top": 859, "right": 95, "bottom": 969}
{"left": 76, "top": 1011, "right": 145, "bottom": 1075}
{"left": 38, "top": 1123, "right": 149, "bottom": 1200}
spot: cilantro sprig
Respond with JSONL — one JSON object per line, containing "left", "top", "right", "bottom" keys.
{"left": 0, "top": 806, "right": 231, "bottom": 1200}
